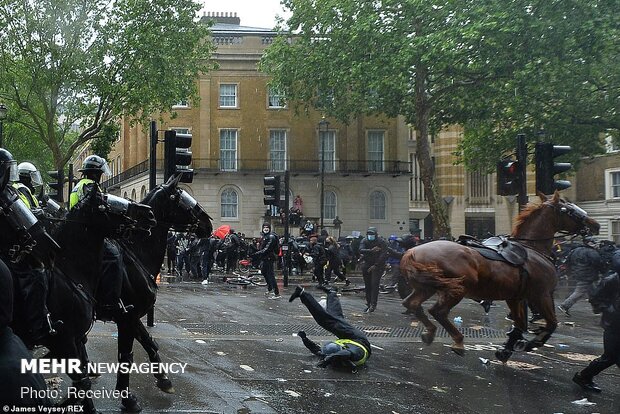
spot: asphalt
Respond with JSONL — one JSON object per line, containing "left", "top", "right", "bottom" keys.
{"left": 38, "top": 272, "right": 620, "bottom": 414}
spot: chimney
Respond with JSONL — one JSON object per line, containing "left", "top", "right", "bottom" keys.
{"left": 201, "top": 11, "right": 240, "bottom": 25}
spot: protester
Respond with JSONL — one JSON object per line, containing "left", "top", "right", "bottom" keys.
{"left": 359, "top": 227, "right": 388, "bottom": 313}
{"left": 324, "top": 236, "right": 349, "bottom": 286}
{"left": 252, "top": 223, "right": 281, "bottom": 299}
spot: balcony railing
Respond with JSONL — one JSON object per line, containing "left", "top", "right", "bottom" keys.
{"left": 102, "top": 158, "right": 410, "bottom": 189}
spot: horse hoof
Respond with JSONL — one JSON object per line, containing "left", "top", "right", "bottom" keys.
{"left": 451, "top": 344, "right": 465, "bottom": 356}
{"left": 156, "top": 377, "right": 175, "bottom": 394}
{"left": 421, "top": 330, "right": 436, "bottom": 345}
{"left": 495, "top": 349, "right": 512, "bottom": 363}
{"left": 514, "top": 340, "right": 528, "bottom": 352}
{"left": 121, "top": 393, "right": 142, "bottom": 413}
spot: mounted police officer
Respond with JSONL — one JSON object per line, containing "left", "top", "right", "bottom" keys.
{"left": 0, "top": 149, "right": 60, "bottom": 345}
{"left": 70, "top": 155, "right": 125, "bottom": 320}
{"left": 13, "top": 162, "right": 42, "bottom": 209}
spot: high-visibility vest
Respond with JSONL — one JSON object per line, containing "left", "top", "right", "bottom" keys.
{"left": 334, "top": 338, "right": 369, "bottom": 366}
{"left": 12, "top": 182, "right": 40, "bottom": 209}
{"left": 69, "top": 178, "right": 97, "bottom": 209}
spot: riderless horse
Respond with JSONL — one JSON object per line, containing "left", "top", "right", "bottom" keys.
{"left": 400, "top": 192, "right": 600, "bottom": 362}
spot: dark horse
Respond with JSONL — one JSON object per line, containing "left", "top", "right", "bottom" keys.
{"left": 9, "top": 186, "right": 153, "bottom": 413}
{"left": 400, "top": 192, "right": 600, "bottom": 361}
{"left": 102, "top": 174, "right": 212, "bottom": 412}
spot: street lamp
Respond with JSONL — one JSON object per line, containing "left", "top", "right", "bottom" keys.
{"left": 318, "top": 116, "right": 330, "bottom": 230}
{"left": 0, "top": 103, "right": 7, "bottom": 148}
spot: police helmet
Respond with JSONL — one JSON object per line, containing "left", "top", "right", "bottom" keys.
{"left": 18, "top": 162, "right": 43, "bottom": 187}
{"left": 79, "top": 155, "right": 111, "bottom": 176}
{"left": 0, "top": 148, "right": 18, "bottom": 190}
{"left": 321, "top": 342, "right": 343, "bottom": 356}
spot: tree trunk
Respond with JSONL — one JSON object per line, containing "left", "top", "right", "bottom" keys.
{"left": 414, "top": 67, "right": 451, "bottom": 239}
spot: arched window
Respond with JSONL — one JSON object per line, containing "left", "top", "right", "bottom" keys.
{"left": 324, "top": 191, "right": 337, "bottom": 220}
{"left": 369, "top": 190, "right": 386, "bottom": 220}
{"left": 140, "top": 186, "right": 147, "bottom": 201}
{"left": 131, "top": 189, "right": 136, "bottom": 201}
{"left": 221, "top": 188, "right": 238, "bottom": 218}
{"left": 123, "top": 192, "right": 128, "bottom": 199}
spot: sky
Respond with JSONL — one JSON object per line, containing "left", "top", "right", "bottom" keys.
{"left": 199, "top": 0, "right": 291, "bottom": 29}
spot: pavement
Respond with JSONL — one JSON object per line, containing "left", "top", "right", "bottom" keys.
{"left": 40, "top": 271, "right": 619, "bottom": 414}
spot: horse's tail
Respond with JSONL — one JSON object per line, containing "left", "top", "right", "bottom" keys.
{"left": 400, "top": 250, "right": 466, "bottom": 296}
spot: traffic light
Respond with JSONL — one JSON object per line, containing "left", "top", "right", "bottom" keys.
{"left": 263, "top": 175, "right": 281, "bottom": 206}
{"left": 496, "top": 159, "right": 521, "bottom": 196}
{"left": 164, "top": 130, "right": 193, "bottom": 183}
{"left": 48, "top": 169, "right": 65, "bottom": 203}
{"left": 535, "top": 143, "right": 572, "bottom": 194}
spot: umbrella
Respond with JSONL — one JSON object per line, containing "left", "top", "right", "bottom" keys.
{"left": 213, "top": 224, "right": 231, "bottom": 239}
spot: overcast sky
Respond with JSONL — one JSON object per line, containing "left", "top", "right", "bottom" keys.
{"left": 200, "top": 0, "right": 291, "bottom": 29}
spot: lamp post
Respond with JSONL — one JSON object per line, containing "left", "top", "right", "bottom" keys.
{"left": 0, "top": 104, "right": 7, "bottom": 148}
{"left": 318, "top": 117, "right": 329, "bottom": 230}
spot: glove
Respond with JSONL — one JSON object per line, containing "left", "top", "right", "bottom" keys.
{"left": 297, "top": 330, "right": 306, "bottom": 339}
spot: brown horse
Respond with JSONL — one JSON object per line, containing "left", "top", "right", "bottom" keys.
{"left": 400, "top": 192, "right": 600, "bottom": 361}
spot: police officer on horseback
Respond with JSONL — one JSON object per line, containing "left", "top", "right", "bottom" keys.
{"left": 13, "top": 162, "right": 42, "bottom": 209}
{"left": 0, "top": 149, "right": 60, "bottom": 344}
{"left": 70, "top": 155, "right": 126, "bottom": 321}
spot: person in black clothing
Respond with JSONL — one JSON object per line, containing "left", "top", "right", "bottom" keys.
{"left": 166, "top": 232, "right": 177, "bottom": 274}
{"left": 572, "top": 248, "right": 620, "bottom": 392}
{"left": 289, "top": 285, "right": 370, "bottom": 371}
{"left": 558, "top": 237, "right": 605, "bottom": 316}
{"left": 359, "top": 227, "right": 389, "bottom": 313}
{"left": 201, "top": 236, "right": 219, "bottom": 282}
{"left": 308, "top": 234, "right": 328, "bottom": 287}
{"left": 224, "top": 229, "right": 241, "bottom": 274}
{"left": 0, "top": 257, "right": 51, "bottom": 407}
{"left": 252, "top": 223, "right": 281, "bottom": 299}
{"left": 324, "top": 236, "right": 350, "bottom": 286}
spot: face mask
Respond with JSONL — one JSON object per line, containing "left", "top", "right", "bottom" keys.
{"left": 262, "top": 227, "right": 270, "bottom": 234}
{"left": 367, "top": 235, "right": 376, "bottom": 241}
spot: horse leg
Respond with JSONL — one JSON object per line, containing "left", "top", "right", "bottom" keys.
{"left": 495, "top": 299, "right": 527, "bottom": 362}
{"left": 402, "top": 288, "right": 437, "bottom": 345}
{"left": 116, "top": 317, "right": 142, "bottom": 413}
{"left": 55, "top": 340, "right": 98, "bottom": 414}
{"left": 428, "top": 292, "right": 465, "bottom": 356}
{"left": 523, "top": 293, "right": 558, "bottom": 351}
{"left": 134, "top": 317, "right": 175, "bottom": 393}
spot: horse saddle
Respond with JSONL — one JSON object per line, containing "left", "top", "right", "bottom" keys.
{"left": 456, "top": 235, "right": 528, "bottom": 266}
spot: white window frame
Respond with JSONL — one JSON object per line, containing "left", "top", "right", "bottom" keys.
{"left": 220, "top": 129, "right": 238, "bottom": 171}
{"left": 369, "top": 190, "right": 386, "bottom": 220}
{"left": 172, "top": 99, "right": 189, "bottom": 108}
{"left": 319, "top": 129, "right": 336, "bottom": 173}
{"left": 219, "top": 83, "right": 238, "bottom": 108}
{"left": 367, "top": 130, "right": 385, "bottom": 172}
{"left": 269, "top": 129, "right": 287, "bottom": 172}
{"left": 605, "top": 168, "right": 620, "bottom": 199}
{"left": 611, "top": 220, "right": 620, "bottom": 245}
{"left": 324, "top": 191, "right": 337, "bottom": 220}
{"left": 268, "top": 86, "right": 286, "bottom": 108}
{"left": 221, "top": 188, "right": 238, "bottom": 219}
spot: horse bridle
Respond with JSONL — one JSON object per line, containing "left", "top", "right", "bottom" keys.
{"left": 156, "top": 186, "right": 209, "bottom": 233}
{"left": 511, "top": 201, "right": 592, "bottom": 243}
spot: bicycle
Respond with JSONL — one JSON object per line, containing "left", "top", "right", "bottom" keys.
{"left": 340, "top": 264, "right": 398, "bottom": 294}
{"left": 223, "top": 271, "right": 267, "bottom": 286}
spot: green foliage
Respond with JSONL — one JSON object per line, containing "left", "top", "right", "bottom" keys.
{"left": 90, "top": 123, "right": 120, "bottom": 160}
{"left": 0, "top": 0, "right": 215, "bottom": 169}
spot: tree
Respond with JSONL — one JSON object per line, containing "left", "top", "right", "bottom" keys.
{"left": 262, "top": 0, "right": 549, "bottom": 238}
{"left": 0, "top": 0, "right": 215, "bottom": 170}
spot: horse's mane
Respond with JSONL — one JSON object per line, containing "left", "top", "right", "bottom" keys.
{"left": 512, "top": 201, "right": 546, "bottom": 235}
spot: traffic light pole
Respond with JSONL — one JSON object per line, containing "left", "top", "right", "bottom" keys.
{"left": 516, "top": 134, "right": 528, "bottom": 211}
{"left": 283, "top": 171, "right": 290, "bottom": 287}
{"left": 147, "top": 120, "right": 158, "bottom": 327}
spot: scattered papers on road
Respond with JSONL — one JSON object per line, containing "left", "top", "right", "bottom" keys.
{"left": 240, "top": 365, "right": 254, "bottom": 371}
{"left": 216, "top": 351, "right": 226, "bottom": 356}
{"left": 479, "top": 357, "right": 490, "bottom": 365}
{"left": 284, "top": 390, "right": 301, "bottom": 397}
{"left": 195, "top": 339, "right": 206, "bottom": 344}
{"left": 571, "top": 398, "right": 596, "bottom": 406}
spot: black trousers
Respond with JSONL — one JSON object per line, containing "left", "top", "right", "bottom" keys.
{"left": 261, "top": 259, "right": 279, "bottom": 295}
{"left": 362, "top": 265, "right": 384, "bottom": 308}
{"left": 313, "top": 261, "right": 325, "bottom": 284}
{"left": 99, "top": 239, "right": 123, "bottom": 307}
{"left": 580, "top": 328, "right": 620, "bottom": 380}
{"left": 300, "top": 290, "right": 370, "bottom": 352}
{"left": 325, "top": 262, "right": 346, "bottom": 282}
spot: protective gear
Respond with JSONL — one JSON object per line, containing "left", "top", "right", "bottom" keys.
{"left": 262, "top": 223, "right": 271, "bottom": 234}
{"left": 69, "top": 178, "right": 96, "bottom": 209}
{"left": 389, "top": 234, "right": 398, "bottom": 241}
{"left": 0, "top": 148, "right": 18, "bottom": 191}
{"left": 17, "top": 162, "right": 43, "bottom": 188}
{"left": 12, "top": 182, "right": 40, "bottom": 209}
{"left": 367, "top": 235, "right": 376, "bottom": 241}
{"left": 78, "top": 155, "right": 111, "bottom": 176}
{"left": 321, "top": 341, "right": 343, "bottom": 356}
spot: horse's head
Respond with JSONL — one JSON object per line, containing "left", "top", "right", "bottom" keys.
{"left": 105, "top": 194, "right": 156, "bottom": 235}
{"left": 541, "top": 192, "right": 600, "bottom": 236}
{"left": 143, "top": 174, "right": 213, "bottom": 238}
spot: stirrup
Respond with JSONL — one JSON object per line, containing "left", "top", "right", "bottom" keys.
{"left": 119, "top": 299, "right": 134, "bottom": 314}
{"left": 47, "top": 314, "right": 63, "bottom": 336}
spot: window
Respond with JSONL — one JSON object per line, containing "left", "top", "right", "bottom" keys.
{"left": 319, "top": 129, "right": 336, "bottom": 172}
{"left": 173, "top": 99, "right": 189, "bottom": 108}
{"left": 611, "top": 221, "right": 620, "bottom": 245}
{"left": 221, "top": 188, "right": 238, "bottom": 218}
{"left": 368, "top": 131, "right": 384, "bottom": 172}
{"left": 268, "top": 87, "right": 286, "bottom": 108}
{"left": 269, "top": 130, "right": 287, "bottom": 171}
{"left": 606, "top": 169, "right": 620, "bottom": 199}
{"left": 116, "top": 156, "right": 122, "bottom": 174}
{"left": 468, "top": 170, "right": 490, "bottom": 203}
{"left": 140, "top": 186, "right": 147, "bottom": 200}
{"left": 171, "top": 127, "right": 190, "bottom": 135}
{"left": 324, "top": 191, "right": 337, "bottom": 220}
{"left": 219, "top": 84, "right": 238, "bottom": 108}
{"left": 220, "top": 129, "right": 238, "bottom": 171}
{"left": 369, "top": 190, "right": 386, "bottom": 220}
{"left": 409, "top": 153, "right": 426, "bottom": 202}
